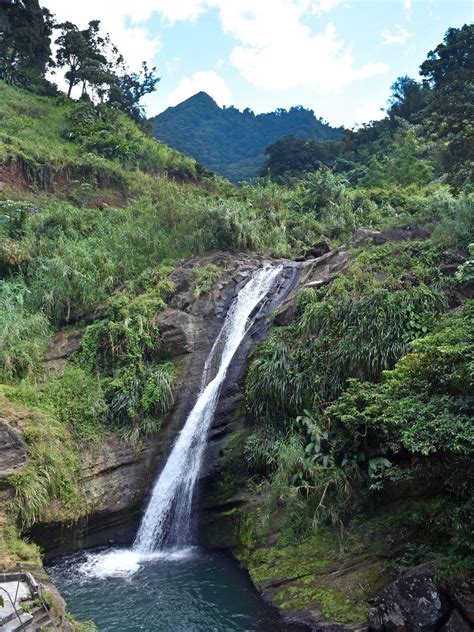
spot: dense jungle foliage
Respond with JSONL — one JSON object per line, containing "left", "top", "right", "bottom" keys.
{"left": 262, "top": 25, "right": 473, "bottom": 191}
{"left": 152, "top": 91, "right": 342, "bottom": 182}
{"left": 0, "top": 1, "right": 472, "bottom": 602}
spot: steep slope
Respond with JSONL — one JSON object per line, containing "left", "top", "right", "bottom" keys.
{"left": 151, "top": 92, "right": 342, "bottom": 182}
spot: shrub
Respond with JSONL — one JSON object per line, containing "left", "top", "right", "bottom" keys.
{"left": 2, "top": 391, "right": 82, "bottom": 527}
{"left": 193, "top": 264, "right": 221, "bottom": 297}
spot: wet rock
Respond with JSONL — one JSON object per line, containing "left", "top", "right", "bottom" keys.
{"left": 367, "top": 563, "right": 449, "bottom": 631}
{"left": 449, "top": 579, "right": 474, "bottom": 624}
{"left": 440, "top": 609, "right": 472, "bottom": 632}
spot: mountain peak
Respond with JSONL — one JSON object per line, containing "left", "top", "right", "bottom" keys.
{"left": 153, "top": 97, "right": 342, "bottom": 182}
{"left": 180, "top": 91, "right": 219, "bottom": 108}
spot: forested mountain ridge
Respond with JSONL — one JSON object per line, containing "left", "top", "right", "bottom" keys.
{"left": 151, "top": 92, "right": 342, "bottom": 182}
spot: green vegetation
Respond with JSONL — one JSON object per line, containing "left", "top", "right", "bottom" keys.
{"left": 262, "top": 25, "right": 473, "bottom": 190}
{"left": 193, "top": 264, "right": 221, "bottom": 297}
{"left": 0, "top": 10, "right": 472, "bottom": 628}
{"left": 152, "top": 92, "right": 342, "bottom": 182}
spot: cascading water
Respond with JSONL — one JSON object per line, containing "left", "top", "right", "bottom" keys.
{"left": 48, "top": 264, "right": 305, "bottom": 631}
{"left": 134, "top": 264, "right": 282, "bottom": 553}
{"left": 67, "top": 264, "right": 283, "bottom": 581}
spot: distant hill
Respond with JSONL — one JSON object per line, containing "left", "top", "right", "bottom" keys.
{"left": 150, "top": 92, "right": 343, "bottom": 182}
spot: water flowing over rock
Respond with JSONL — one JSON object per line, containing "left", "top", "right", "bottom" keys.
{"left": 134, "top": 265, "right": 284, "bottom": 553}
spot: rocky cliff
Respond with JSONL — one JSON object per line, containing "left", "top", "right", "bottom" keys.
{"left": 21, "top": 253, "right": 299, "bottom": 555}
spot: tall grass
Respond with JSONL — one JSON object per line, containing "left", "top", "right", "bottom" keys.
{"left": 0, "top": 280, "right": 50, "bottom": 380}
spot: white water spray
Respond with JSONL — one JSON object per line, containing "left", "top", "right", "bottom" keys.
{"left": 133, "top": 265, "right": 282, "bottom": 553}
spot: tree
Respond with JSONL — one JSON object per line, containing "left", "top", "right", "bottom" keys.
{"left": 261, "top": 136, "right": 342, "bottom": 180}
{"left": 388, "top": 76, "right": 427, "bottom": 123}
{"left": 0, "top": 0, "right": 54, "bottom": 90}
{"left": 420, "top": 24, "right": 474, "bottom": 186}
{"left": 55, "top": 20, "right": 123, "bottom": 99}
{"left": 108, "top": 62, "right": 160, "bottom": 122}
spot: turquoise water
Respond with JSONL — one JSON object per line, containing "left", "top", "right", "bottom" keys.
{"left": 48, "top": 546, "right": 305, "bottom": 632}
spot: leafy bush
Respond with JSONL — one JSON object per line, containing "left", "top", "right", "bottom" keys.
{"left": 65, "top": 101, "right": 197, "bottom": 177}
{"left": 78, "top": 275, "right": 176, "bottom": 437}
{"left": 193, "top": 264, "right": 221, "bottom": 297}
{"left": 2, "top": 390, "right": 82, "bottom": 527}
{"left": 42, "top": 365, "right": 107, "bottom": 440}
{"left": 245, "top": 300, "right": 473, "bottom": 554}
{"left": 0, "top": 199, "right": 38, "bottom": 238}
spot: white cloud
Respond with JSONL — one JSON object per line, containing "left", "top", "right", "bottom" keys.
{"left": 166, "top": 57, "right": 182, "bottom": 76}
{"left": 42, "top": 0, "right": 163, "bottom": 72}
{"left": 352, "top": 101, "right": 385, "bottom": 127}
{"left": 213, "top": 1, "right": 388, "bottom": 93}
{"left": 310, "top": 0, "right": 344, "bottom": 16}
{"left": 382, "top": 24, "right": 412, "bottom": 45}
{"left": 42, "top": 0, "right": 206, "bottom": 74}
{"left": 168, "top": 71, "right": 233, "bottom": 106}
{"left": 42, "top": 0, "right": 389, "bottom": 103}
{"left": 403, "top": 0, "right": 412, "bottom": 9}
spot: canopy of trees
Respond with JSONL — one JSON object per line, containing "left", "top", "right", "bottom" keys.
{"left": 151, "top": 92, "right": 342, "bottom": 182}
{"left": 261, "top": 24, "right": 473, "bottom": 189}
{"left": 0, "top": 1, "right": 159, "bottom": 121}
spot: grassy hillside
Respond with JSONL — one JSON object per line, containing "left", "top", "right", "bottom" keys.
{"left": 0, "top": 82, "right": 198, "bottom": 190}
{"left": 151, "top": 91, "right": 342, "bottom": 182}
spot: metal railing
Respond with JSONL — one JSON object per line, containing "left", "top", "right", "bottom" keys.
{"left": 0, "top": 570, "right": 58, "bottom": 631}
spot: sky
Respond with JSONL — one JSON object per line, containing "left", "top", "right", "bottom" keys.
{"left": 41, "top": 0, "right": 473, "bottom": 128}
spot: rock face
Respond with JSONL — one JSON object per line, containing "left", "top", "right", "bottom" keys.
{"left": 43, "top": 327, "right": 83, "bottom": 374}
{"left": 448, "top": 579, "right": 474, "bottom": 625}
{"left": 440, "top": 609, "right": 472, "bottom": 632}
{"left": 367, "top": 564, "right": 449, "bottom": 631}
{"left": 351, "top": 225, "right": 431, "bottom": 248}
{"left": 29, "top": 252, "right": 300, "bottom": 554}
{"left": 0, "top": 419, "right": 27, "bottom": 480}
{"left": 274, "top": 246, "right": 352, "bottom": 325}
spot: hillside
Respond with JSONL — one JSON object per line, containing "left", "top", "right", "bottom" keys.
{"left": 151, "top": 92, "right": 342, "bottom": 182}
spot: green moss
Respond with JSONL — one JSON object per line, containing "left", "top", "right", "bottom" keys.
{"left": 242, "top": 533, "right": 333, "bottom": 583}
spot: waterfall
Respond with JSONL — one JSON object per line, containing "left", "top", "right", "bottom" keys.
{"left": 133, "top": 265, "right": 282, "bottom": 554}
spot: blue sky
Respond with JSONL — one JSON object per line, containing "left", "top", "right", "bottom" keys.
{"left": 43, "top": 0, "right": 473, "bottom": 127}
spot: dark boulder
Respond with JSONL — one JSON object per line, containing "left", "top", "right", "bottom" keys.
{"left": 379, "top": 225, "right": 431, "bottom": 242}
{"left": 367, "top": 563, "right": 450, "bottom": 631}
{"left": 439, "top": 609, "right": 472, "bottom": 632}
{"left": 297, "top": 237, "right": 332, "bottom": 260}
{"left": 448, "top": 579, "right": 474, "bottom": 625}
